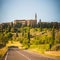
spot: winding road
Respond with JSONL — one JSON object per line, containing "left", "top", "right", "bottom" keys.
{"left": 3, "top": 47, "right": 60, "bottom": 60}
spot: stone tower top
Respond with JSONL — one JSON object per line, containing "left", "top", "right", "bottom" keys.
{"left": 35, "top": 13, "right": 37, "bottom": 20}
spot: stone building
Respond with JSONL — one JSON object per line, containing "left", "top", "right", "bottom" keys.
{"left": 14, "top": 20, "right": 27, "bottom": 25}
{"left": 13, "top": 13, "right": 37, "bottom": 27}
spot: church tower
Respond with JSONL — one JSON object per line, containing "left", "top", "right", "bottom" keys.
{"left": 35, "top": 13, "right": 37, "bottom": 20}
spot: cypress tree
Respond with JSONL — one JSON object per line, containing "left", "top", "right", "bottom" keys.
{"left": 52, "top": 26, "right": 55, "bottom": 45}
{"left": 39, "top": 19, "right": 42, "bottom": 31}
{"left": 28, "top": 26, "right": 30, "bottom": 48}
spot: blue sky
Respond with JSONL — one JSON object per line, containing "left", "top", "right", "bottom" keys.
{"left": 0, "top": 0, "right": 60, "bottom": 23}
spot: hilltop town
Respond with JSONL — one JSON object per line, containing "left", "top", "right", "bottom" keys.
{"left": 0, "top": 14, "right": 60, "bottom": 60}
{"left": 0, "top": 14, "right": 60, "bottom": 29}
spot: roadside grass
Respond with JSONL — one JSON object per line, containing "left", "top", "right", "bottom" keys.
{"left": 44, "top": 51, "right": 60, "bottom": 57}
{"left": 0, "top": 46, "right": 7, "bottom": 60}
{"left": 28, "top": 44, "right": 60, "bottom": 57}
{"left": 28, "top": 44, "right": 49, "bottom": 54}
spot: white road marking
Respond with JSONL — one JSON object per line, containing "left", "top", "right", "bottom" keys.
{"left": 5, "top": 52, "right": 8, "bottom": 60}
{"left": 16, "top": 51, "right": 31, "bottom": 60}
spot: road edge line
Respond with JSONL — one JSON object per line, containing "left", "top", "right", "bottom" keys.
{"left": 16, "top": 51, "right": 31, "bottom": 60}
{"left": 5, "top": 52, "right": 8, "bottom": 60}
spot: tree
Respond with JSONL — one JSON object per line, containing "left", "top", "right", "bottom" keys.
{"left": 11, "top": 28, "right": 15, "bottom": 33}
{"left": 38, "top": 19, "right": 42, "bottom": 31}
{"left": 14, "top": 23, "right": 22, "bottom": 28}
{"left": 0, "top": 33, "right": 7, "bottom": 48}
{"left": 16, "top": 32, "right": 18, "bottom": 37}
{"left": 40, "top": 20, "right": 42, "bottom": 31}
{"left": 55, "top": 31, "right": 60, "bottom": 44}
{"left": 50, "top": 26, "right": 55, "bottom": 50}
{"left": 5, "top": 32, "right": 13, "bottom": 41}
{"left": 27, "top": 26, "right": 30, "bottom": 48}
{"left": 8, "top": 25, "right": 11, "bottom": 32}
{"left": 52, "top": 26, "right": 55, "bottom": 45}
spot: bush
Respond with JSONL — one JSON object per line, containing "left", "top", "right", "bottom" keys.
{"left": 51, "top": 44, "right": 60, "bottom": 51}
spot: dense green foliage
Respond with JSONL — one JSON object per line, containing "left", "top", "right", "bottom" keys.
{"left": 0, "top": 32, "right": 13, "bottom": 48}
{"left": 0, "top": 22, "right": 60, "bottom": 60}
{"left": 0, "top": 22, "right": 60, "bottom": 50}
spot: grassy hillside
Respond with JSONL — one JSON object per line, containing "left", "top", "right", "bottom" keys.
{"left": 0, "top": 26, "right": 60, "bottom": 59}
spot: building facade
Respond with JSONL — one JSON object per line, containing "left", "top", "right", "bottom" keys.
{"left": 14, "top": 14, "right": 37, "bottom": 27}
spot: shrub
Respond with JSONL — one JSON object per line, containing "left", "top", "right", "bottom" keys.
{"left": 51, "top": 44, "right": 60, "bottom": 51}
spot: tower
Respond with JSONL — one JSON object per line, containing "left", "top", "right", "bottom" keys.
{"left": 39, "top": 19, "right": 41, "bottom": 23}
{"left": 35, "top": 13, "right": 37, "bottom": 20}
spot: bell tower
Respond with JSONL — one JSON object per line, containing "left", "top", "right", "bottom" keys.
{"left": 35, "top": 13, "right": 37, "bottom": 20}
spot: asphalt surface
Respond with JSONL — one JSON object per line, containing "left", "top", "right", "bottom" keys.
{"left": 4, "top": 48, "right": 60, "bottom": 60}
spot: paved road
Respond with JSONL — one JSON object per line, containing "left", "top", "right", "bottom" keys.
{"left": 4, "top": 48, "right": 60, "bottom": 60}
